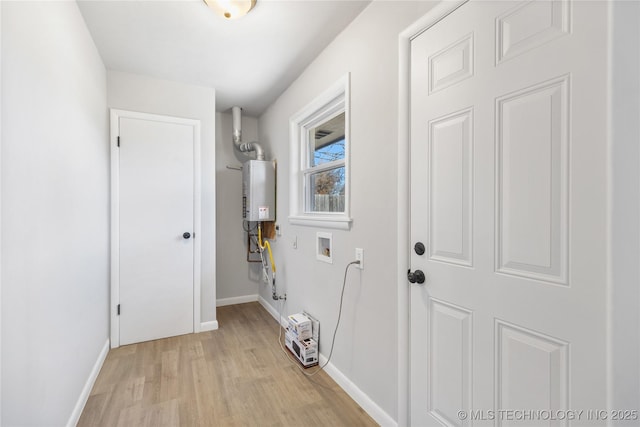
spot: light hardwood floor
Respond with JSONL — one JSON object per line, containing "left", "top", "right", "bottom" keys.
{"left": 78, "top": 302, "right": 377, "bottom": 426}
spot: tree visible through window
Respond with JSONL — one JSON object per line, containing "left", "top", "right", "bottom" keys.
{"left": 306, "top": 113, "right": 346, "bottom": 212}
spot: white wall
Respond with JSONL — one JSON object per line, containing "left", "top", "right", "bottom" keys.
{"left": 609, "top": 0, "right": 640, "bottom": 413}
{"left": 215, "top": 112, "right": 263, "bottom": 304}
{"left": 257, "top": 1, "right": 436, "bottom": 422}
{"left": 1, "top": 2, "right": 109, "bottom": 425}
{"left": 107, "top": 70, "right": 217, "bottom": 323}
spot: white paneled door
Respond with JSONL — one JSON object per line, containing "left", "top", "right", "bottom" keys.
{"left": 410, "top": 1, "right": 608, "bottom": 425}
{"left": 114, "top": 111, "right": 200, "bottom": 346}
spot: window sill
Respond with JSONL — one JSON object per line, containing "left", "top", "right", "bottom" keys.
{"left": 288, "top": 215, "right": 352, "bottom": 230}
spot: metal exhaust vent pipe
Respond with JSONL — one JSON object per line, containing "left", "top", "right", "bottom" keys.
{"left": 232, "top": 106, "right": 265, "bottom": 161}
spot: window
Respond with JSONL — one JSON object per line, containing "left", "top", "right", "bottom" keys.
{"left": 306, "top": 113, "right": 345, "bottom": 212}
{"left": 289, "top": 75, "right": 351, "bottom": 229}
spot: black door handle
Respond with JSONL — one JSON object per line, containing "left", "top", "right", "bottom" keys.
{"left": 183, "top": 232, "right": 191, "bottom": 239}
{"left": 407, "top": 269, "right": 425, "bottom": 284}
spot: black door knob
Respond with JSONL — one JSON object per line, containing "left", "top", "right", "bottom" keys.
{"left": 414, "top": 242, "right": 426, "bottom": 256}
{"left": 183, "top": 232, "right": 191, "bottom": 239}
{"left": 407, "top": 269, "right": 426, "bottom": 284}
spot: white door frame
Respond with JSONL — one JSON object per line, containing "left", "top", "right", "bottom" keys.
{"left": 110, "top": 109, "right": 202, "bottom": 348}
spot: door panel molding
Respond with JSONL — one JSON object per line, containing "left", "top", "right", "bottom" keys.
{"left": 428, "top": 297, "right": 473, "bottom": 426}
{"left": 110, "top": 109, "right": 201, "bottom": 348}
{"left": 428, "top": 107, "right": 474, "bottom": 267}
{"left": 494, "top": 319, "right": 569, "bottom": 424}
{"left": 495, "top": 0, "right": 571, "bottom": 65}
{"left": 495, "top": 75, "right": 569, "bottom": 285}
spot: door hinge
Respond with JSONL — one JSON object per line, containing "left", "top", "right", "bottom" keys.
{"left": 117, "top": 304, "right": 120, "bottom": 315}
{"left": 117, "top": 136, "right": 120, "bottom": 147}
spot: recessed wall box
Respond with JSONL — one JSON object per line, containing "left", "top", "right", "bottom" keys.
{"left": 242, "top": 160, "right": 275, "bottom": 221}
{"left": 316, "top": 232, "right": 333, "bottom": 264}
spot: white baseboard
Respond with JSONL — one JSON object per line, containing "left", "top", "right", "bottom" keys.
{"left": 216, "top": 294, "right": 258, "bottom": 307}
{"left": 67, "top": 339, "right": 110, "bottom": 427}
{"left": 258, "top": 295, "right": 287, "bottom": 327}
{"left": 200, "top": 320, "right": 219, "bottom": 332}
{"left": 257, "top": 295, "right": 395, "bottom": 426}
{"left": 319, "top": 355, "right": 397, "bottom": 427}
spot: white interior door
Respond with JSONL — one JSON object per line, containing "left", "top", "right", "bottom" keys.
{"left": 115, "top": 112, "right": 199, "bottom": 346}
{"left": 410, "top": 1, "right": 608, "bottom": 425}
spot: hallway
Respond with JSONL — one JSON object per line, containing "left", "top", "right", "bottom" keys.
{"left": 78, "top": 303, "right": 375, "bottom": 426}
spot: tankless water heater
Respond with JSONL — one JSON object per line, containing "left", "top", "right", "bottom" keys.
{"left": 242, "top": 160, "right": 275, "bottom": 221}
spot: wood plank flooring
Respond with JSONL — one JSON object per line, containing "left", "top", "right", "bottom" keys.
{"left": 78, "top": 302, "right": 377, "bottom": 426}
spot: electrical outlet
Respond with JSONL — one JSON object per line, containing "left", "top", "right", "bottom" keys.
{"left": 355, "top": 248, "right": 364, "bottom": 270}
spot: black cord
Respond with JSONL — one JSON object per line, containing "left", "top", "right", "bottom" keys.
{"left": 279, "top": 260, "right": 360, "bottom": 377}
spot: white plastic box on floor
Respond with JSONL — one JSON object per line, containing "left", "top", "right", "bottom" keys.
{"left": 285, "top": 328, "right": 318, "bottom": 367}
{"left": 287, "top": 313, "right": 312, "bottom": 340}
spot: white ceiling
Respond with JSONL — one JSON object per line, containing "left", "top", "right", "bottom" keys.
{"left": 78, "top": 0, "right": 370, "bottom": 117}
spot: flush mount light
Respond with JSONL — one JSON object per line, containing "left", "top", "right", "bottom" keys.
{"left": 204, "top": 0, "right": 256, "bottom": 20}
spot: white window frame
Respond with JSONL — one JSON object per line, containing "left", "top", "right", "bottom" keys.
{"left": 289, "top": 74, "right": 351, "bottom": 230}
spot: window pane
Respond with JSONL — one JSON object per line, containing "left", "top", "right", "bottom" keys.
{"left": 309, "top": 166, "right": 345, "bottom": 212}
{"left": 309, "top": 112, "right": 345, "bottom": 167}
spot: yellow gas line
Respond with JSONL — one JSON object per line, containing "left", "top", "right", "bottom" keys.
{"left": 258, "top": 223, "right": 276, "bottom": 274}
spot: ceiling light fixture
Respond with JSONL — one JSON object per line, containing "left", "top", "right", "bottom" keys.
{"left": 204, "top": 0, "right": 256, "bottom": 20}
